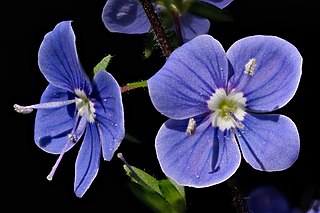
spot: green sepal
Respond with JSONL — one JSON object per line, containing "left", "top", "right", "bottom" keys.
{"left": 167, "top": 178, "right": 185, "bottom": 200}
{"left": 123, "top": 165, "right": 162, "bottom": 195}
{"left": 127, "top": 182, "right": 176, "bottom": 213}
{"left": 188, "top": 0, "right": 234, "bottom": 22}
{"left": 93, "top": 54, "right": 113, "bottom": 75}
{"left": 159, "top": 179, "right": 187, "bottom": 212}
{"left": 123, "top": 165, "right": 186, "bottom": 213}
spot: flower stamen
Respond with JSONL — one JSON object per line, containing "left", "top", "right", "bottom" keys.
{"left": 244, "top": 58, "right": 256, "bottom": 76}
{"left": 186, "top": 117, "right": 196, "bottom": 135}
{"left": 47, "top": 140, "right": 71, "bottom": 181}
{"left": 47, "top": 115, "right": 84, "bottom": 181}
{"left": 13, "top": 104, "right": 34, "bottom": 114}
{"left": 13, "top": 99, "right": 77, "bottom": 114}
{"left": 68, "top": 133, "right": 78, "bottom": 142}
{"left": 228, "top": 110, "right": 244, "bottom": 129}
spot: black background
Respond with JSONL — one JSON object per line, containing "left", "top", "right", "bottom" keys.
{"left": 4, "top": 0, "right": 319, "bottom": 212}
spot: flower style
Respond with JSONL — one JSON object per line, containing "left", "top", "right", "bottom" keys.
{"left": 102, "top": 0, "right": 234, "bottom": 42}
{"left": 147, "top": 34, "right": 302, "bottom": 187}
{"left": 14, "top": 21, "right": 125, "bottom": 197}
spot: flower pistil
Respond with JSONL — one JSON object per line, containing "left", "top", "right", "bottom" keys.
{"left": 74, "top": 89, "right": 96, "bottom": 123}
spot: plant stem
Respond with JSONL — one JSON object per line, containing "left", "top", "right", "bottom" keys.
{"left": 121, "top": 81, "right": 148, "bottom": 93}
{"left": 139, "top": 0, "right": 173, "bottom": 58}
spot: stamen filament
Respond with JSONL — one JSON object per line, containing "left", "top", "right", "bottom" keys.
{"left": 47, "top": 115, "right": 82, "bottom": 181}
{"left": 47, "top": 140, "right": 71, "bottom": 181}
{"left": 228, "top": 110, "right": 244, "bottom": 129}
{"left": 14, "top": 99, "right": 76, "bottom": 114}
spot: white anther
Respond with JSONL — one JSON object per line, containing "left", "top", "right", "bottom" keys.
{"left": 244, "top": 58, "right": 257, "bottom": 76}
{"left": 186, "top": 118, "right": 196, "bottom": 135}
{"left": 13, "top": 104, "right": 34, "bottom": 114}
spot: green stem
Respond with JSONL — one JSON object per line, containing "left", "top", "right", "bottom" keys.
{"left": 139, "top": 0, "right": 173, "bottom": 58}
{"left": 121, "top": 80, "right": 148, "bottom": 93}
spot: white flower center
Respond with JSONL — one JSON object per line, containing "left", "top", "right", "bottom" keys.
{"left": 207, "top": 88, "right": 247, "bottom": 131}
{"left": 74, "top": 89, "right": 96, "bottom": 123}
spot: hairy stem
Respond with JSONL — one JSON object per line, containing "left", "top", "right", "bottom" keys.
{"left": 121, "top": 81, "right": 148, "bottom": 93}
{"left": 139, "top": 0, "right": 173, "bottom": 58}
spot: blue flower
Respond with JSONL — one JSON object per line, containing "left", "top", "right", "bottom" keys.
{"left": 308, "top": 201, "right": 320, "bottom": 213}
{"left": 102, "top": 0, "right": 234, "bottom": 42}
{"left": 247, "top": 185, "right": 320, "bottom": 213}
{"left": 14, "top": 21, "right": 125, "bottom": 197}
{"left": 147, "top": 35, "right": 302, "bottom": 187}
{"left": 247, "top": 185, "right": 302, "bottom": 213}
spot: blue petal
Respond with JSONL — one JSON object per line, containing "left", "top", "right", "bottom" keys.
{"left": 34, "top": 85, "right": 85, "bottom": 154}
{"left": 307, "top": 200, "right": 320, "bottom": 213}
{"left": 38, "top": 21, "right": 92, "bottom": 93}
{"left": 102, "top": 0, "right": 150, "bottom": 34}
{"left": 200, "top": 0, "right": 234, "bottom": 9}
{"left": 91, "top": 71, "right": 125, "bottom": 161}
{"left": 155, "top": 116, "right": 241, "bottom": 187}
{"left": 180, "top": 14, "right": 210, "bottom": 42}
{"left": 236, "top": 113, "right": 300, "bottom": 171}
{"left": 148, "top": 35, "right": 228, "bottom": 119}
{"left": 227, "top": 35, "right": 302, "bottom": 112}
{"left": 247, "top": 185, "right": 293, "bottom": 213}
{"left": 74, "top": 123, "right": 101, "bottom": 198}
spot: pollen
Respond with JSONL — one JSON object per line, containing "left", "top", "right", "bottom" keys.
{"left": 186, "top": 118, "right": 196, "bottom": 135}
{"left": 13, "top": 104, "right": 34, "bottom": 114}
{"left": 68, "top": 133, "right": 78, "bottom": 142}
{"left": 244, "top": 58, "right": 257, "bottom": 76}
